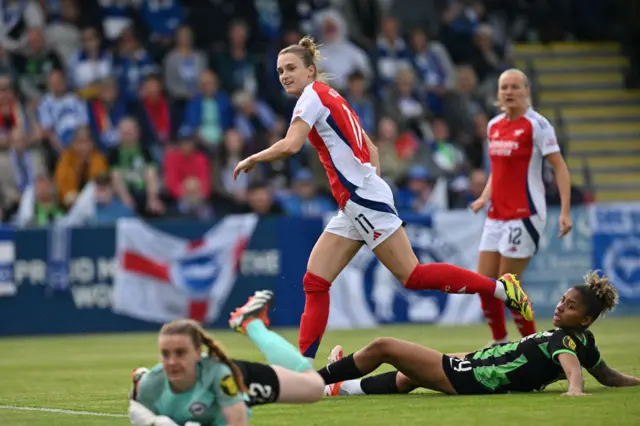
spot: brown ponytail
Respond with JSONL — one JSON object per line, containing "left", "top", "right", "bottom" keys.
{"left": 199, "top": 330, "right": 247, "bottom": 393}
{"left": 160, "top": 319, "right": 247, "bottom": 392}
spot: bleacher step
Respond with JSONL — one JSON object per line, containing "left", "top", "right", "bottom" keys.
{"left": 571, "top": 172, "right": 640, "bottom": 186}
{"left": 516, "top": 56, "right": 628, "bottom": 72}
{"left": 566, "top": 122, "right": 640, "bottom": 134}
{"left": 568, "top": 140, "right": 640, "bottom": 154}
{"left": 568, "top": 156, "right": 640, "bottom": 169}
{"left": 540, "top": 89, "right": 640, "bottom": 103}
{"left": 594, "top": 189, "right": 640, "bottom": 202}
{"left": 514, "top": 42, "right": 620, "bottom": 56}
{"left": 541, "top": 106, "right": 640, "bottom": 124}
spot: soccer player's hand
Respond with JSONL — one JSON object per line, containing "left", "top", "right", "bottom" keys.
{"left": 233, "top": 156, "right": 257, "bottom": 180}
{"left": 561, "top": 390, "right": 590, "bottom": 396}
{"left": 152, "top": 416, "right": 181, "bottom": 426}
{"left": 557, "top": 212, "right": 573, "bottom": 238}
{"left": 469, "top": 197, "right": 487, "bottom": 214}
{"left": 128, "top": 400, "right": 156, "bottom": 426}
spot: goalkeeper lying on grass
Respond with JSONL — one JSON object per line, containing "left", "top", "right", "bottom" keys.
{"left": 128, "top": 290, "right": 323, "bottom": 426}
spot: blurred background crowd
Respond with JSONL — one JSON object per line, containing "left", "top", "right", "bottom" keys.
{"left": 0, "top": 0, "right": 636, "bottom": 228}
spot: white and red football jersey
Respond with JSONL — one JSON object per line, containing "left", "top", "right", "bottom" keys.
{"left": 291, "top": 81, "right": 377, "bottom": 207}
{"left": 486, "top": 108, "right": 560, "bottom": 221}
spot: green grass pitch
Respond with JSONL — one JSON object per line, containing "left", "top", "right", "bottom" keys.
{"left": 1, "top": 317, "right": 639, "bottom": 426}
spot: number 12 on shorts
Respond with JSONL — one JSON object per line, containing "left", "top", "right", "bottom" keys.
{"left": 508, "top": 226, "right": 522, "bottom": 245}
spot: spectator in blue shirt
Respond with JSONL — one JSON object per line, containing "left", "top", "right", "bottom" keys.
{"left": 88, "top": 77, "right": 127, "bottom": 152}
{"left": 182, "top": 69, "right": 233, "bottom": 149}
{"left": 140, "top": 0, "right": 184, "bottom": 48}
{"left": 92, "top": 172, "right": 135, "bottom": 223}
{"left": 280, "top": 169, "right": 336, "bottom": 218}
{"left": 344, "top": 71, "right": 376, "bottom": 134}
{"left": 114, "top": 26, "right": 158, "bottom": 106}
{"left": 37, "top": 70, "right": 88, "bottom": 153}
{"left": 67, "top": 27, "right": 113, "bottom": 100}
{"left": 375, "top": 16, "right": 411, "bottom": 89}
{"left": 396, "top": 165, "right": 441, "bottom": 216}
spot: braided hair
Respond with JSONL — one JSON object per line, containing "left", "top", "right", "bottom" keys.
{"left": 160, "top": 319, "right": 247, "bottom": 392}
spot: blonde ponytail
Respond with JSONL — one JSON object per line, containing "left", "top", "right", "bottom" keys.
{"left": 279, "top": 35, "right": 329, "bottom": 82}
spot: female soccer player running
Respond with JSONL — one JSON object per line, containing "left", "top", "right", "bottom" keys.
{"left": 128, "top": 290, "right": 324, "bottom": 426}
{"left": 470, "top": 69, "right": 573, "bottom": 345}
{"left": 320, "top": 271, "right": 639, "bottom": 397}
{"left": 232, "top": 35, "right": 533, "bottom": 363}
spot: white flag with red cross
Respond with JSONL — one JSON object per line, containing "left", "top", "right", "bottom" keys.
{"left": 112, "top": 214, "right": 258, "bottom": 323}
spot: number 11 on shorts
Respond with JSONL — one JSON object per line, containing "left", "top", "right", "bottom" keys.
{"left": 354, "top": 213, "right": 374, "bottom": 234}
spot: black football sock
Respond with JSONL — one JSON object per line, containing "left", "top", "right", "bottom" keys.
{"left": 317, "top": 354, "right": 363, "bottom": 384}
{"left": 360, "top": 371, "right": 401, "bottom": 394}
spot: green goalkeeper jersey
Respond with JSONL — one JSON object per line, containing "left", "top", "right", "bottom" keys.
{"left": 135, "top": 357, "right": 247, "bottom": 426}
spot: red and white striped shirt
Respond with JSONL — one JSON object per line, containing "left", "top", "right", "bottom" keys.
{"left": 291, "top": 81, "right": 377, "bottom": 207}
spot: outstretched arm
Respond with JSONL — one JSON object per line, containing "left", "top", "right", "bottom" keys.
{"left": 221, "top": 401, "right": 249, "bottom": 426}
{"left": 253, "top": 119, "right": 310, "bottom": 162}
{"left": 587, "top": 360, "right": 640, "bottom": 388}
{"left": 234, "top": 119, "right": 310, "bottom": 179}
{"left": 558, "top": 353, "right": 589, "bottom": 396}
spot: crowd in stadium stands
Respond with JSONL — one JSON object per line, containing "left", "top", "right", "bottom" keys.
{"left": 0, "top": 0, "right": 626, "bottom": 227}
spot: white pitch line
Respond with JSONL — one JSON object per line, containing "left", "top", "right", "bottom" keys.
{"left": 0, "top": 405, "right": 127, "bottom": 418}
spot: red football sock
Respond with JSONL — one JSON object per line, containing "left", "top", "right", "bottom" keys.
{"left": 512, "top": 310, "right": 536, "bottom": 337}
{"left": 404, "top": 263, "right": 499, "bottom": 296}
{"left": 480, "top": 293, "right": 508, "bottom": 341}
{"left": 298, "top": 271, "right": 331, "bottom": 359}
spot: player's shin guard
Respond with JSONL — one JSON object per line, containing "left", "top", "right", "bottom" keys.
{"left": 404, "top": 263, "right": 500, "bottom": 296}
{"left": 360, "top": 371, "right": 400, "bottom": 394}
{"left": 298, "top": 271, "right": 331, "bottom": 360}
{"left": 480, "top": 292, "right": 508, "bottom": 341}
{"left": 512, "top": 310, "right": 536, "bottom": 337}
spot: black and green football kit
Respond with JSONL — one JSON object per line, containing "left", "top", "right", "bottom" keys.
{"left": 442, "top": 328, "right": 602, "bottom": 394}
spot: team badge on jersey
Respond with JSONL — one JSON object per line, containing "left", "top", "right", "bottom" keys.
{"left": 562, "top": 335, "right": 577, "bottom": 351}
{"left": 220, "top": 374, "right": 239, "bottom": 396}
{"left": 189, "top": 402, "right": 207, "bottom": 416}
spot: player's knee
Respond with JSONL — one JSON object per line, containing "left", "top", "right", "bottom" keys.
{"left": 306, "top": 371, "right": 325, "bottom": 402}
{"left": 392, "top": 270, "right": 410, "bottom": 286}
{"left": 303, "top": 271, "right": 331, "bottom": 293}
{"left": 367, "top": 337, "right": 397, "bottom": 359}
{"left": 396, "top": 372, "right": 419, "bottom": 394}
{"left": 399, "top": 263, "right": 420, "bottom": 287}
